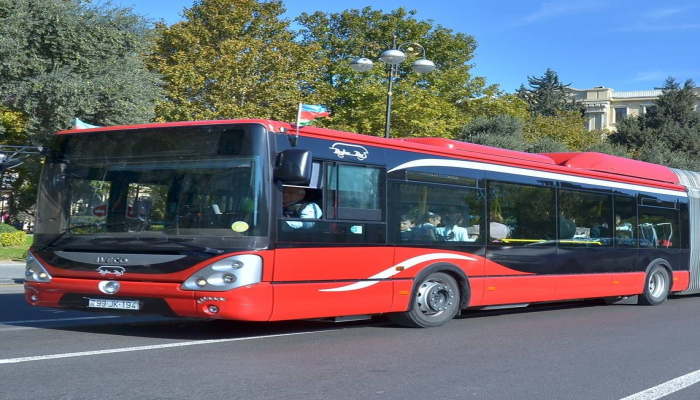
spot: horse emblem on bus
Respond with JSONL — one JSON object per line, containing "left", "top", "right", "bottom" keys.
{"left": 329, "top": 143, "right": 369, "bottom": 161}
{"left": 96, "top": 266, "right": 126, "bottom": 276}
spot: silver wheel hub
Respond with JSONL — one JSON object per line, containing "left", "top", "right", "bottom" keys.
{"left": 416, "top": 280, "right": 455, "bottom": 316}
{"left": 649, "top": 271, "right": 666, "bottom": 298}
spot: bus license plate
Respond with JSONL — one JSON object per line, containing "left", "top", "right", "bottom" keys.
{"left": 88, "top": 299, "right": 140, "bottom": 310}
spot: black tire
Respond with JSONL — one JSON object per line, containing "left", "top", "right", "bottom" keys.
{"left": 388, "top": 272, "right": 461, "bottom": 328}
{"left": 639, "top": 265, "right": 670, "bottom": 306}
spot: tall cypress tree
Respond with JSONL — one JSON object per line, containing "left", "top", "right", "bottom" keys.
{"left": 516, "top": 68, "right": 582, "bottom": 117}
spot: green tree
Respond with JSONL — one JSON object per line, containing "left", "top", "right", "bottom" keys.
{"left": 523, "top": 111, "right": 601, "bottom": 151}
{"left": 462, "top": 91, "right": 529, "bottom": 121}
{"left": 0, "top": 0, "right": 160, "bottom": 220}
{"left": 149, "top": 0, "right": 319, "bottom": 122}
{"left": 460, "top": 111, "right": 602, "bottom": 153}
{"left": 297, "top": 7, "right": 495, "bottom": 138}
{"left": 0, "top": 107, "right": 26, "bottom": 144}
{"left": 460, "top": 115, "right": 528, "bottom": 151}
{"left": 610, "top": 77, "right": 700, "bottom": 169}
{"left": 517, "top": 68, "right": 582, "bottom": 117}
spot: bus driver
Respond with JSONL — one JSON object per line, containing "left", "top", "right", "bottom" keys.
{"left": 282, "top": 186, "right": 322, "bottom": 229}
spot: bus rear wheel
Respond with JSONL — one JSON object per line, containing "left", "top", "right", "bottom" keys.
{"left": 389, "top": 272, "right": 460, "bottom": 328}
{"left": 639, "top": 265, "right": 670, "bottom": 306}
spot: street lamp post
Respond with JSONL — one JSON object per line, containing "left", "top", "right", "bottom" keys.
{"left": 350, "top": 35, "right": 435, "bottom": 139}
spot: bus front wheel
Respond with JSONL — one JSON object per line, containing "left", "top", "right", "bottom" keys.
{"left": 389, "top": 272, "right": 460, "bottom": 328}
{"left": 639, "top": 265, "right": 670, "bottom": 306}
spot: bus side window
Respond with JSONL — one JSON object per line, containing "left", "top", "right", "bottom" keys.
{"left": 558, "top": 189, "right": 613, "bottom": 247}
{"left": 388, "top": 181, "right": 484, "bottom": 245}
{"left": 327, "top": 164, "right": 383, "bottom": 221}
{"left": 488, "top": 181, "right": 555, "bottom": 245}
{"left": 614, "top": 196, "right": 637, "bottom": 248}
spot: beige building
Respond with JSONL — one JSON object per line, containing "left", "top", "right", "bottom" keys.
{"left": 569, "top": 86, "right": 700, "bottom": 131}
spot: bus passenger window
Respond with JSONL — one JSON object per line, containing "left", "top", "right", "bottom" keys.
{"left": 488, "top": 181, "right": 555, "bottom": 246}
{"left": 639, "top": 205, "right": 679, "bottom": 249}
{"left": 558, "top": 189, "right": 613, "bottom": 247}
{"left": 614, "top": 196, "right": 637, "bottom": 248}
{"left": 388, "top": 181, "right": 484, "bottom": 245}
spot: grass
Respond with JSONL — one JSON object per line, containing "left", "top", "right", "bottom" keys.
{"left": 0, "top": 234, "right": 32, "bottom": 262}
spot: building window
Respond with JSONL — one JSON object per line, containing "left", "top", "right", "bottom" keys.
{"left": 589, "top": 114, "right": 603, "bottom": 131}
{"left": 614, "top": 107, "right": 627, "bottom": 123}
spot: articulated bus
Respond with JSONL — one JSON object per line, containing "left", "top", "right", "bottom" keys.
{"left": 24, "top": 119, "right": 700, "bottom": 327}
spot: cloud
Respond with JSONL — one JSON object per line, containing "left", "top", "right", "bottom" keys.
{"left": 516, "top": 1, "right": 605, "bottom": 25}
{"left": 644, "top": 5, "right": 696, "bottom": 19}
{"left": 613, "top": 5, "right": 700, "bottom": 32}
{"left": 631, "top": 71, "right": 671, "bottom": 82}
{"left": 614, "top": 23, "right": 700, "bottom": 32}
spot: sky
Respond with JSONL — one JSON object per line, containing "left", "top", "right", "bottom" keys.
{"left": 114, "top": 0, "right": 700, "bottom": 93}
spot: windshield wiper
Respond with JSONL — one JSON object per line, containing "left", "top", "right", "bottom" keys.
{"left": 41, "top": 231, "right": 70, "bottom": 251}
{"left": 88, "top": 237, "right": 224, "bottom": 255}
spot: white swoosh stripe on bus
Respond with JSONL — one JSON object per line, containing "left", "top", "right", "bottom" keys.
{"left": 319, "top": 253, "right": 477, "bottom": 292}
{"left": 388, "top": 159, "right": 687, "bottom": 198}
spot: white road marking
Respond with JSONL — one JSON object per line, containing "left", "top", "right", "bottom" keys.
{"left": 0, "top": 316, "right": 123, "bottom": 333}
{"left": 0, "top": 330, "right": 329, "bottom": 365}
{"left": 0, "top": 326, "right": 38, "bottom": 332}
{"left": 1, "top": 316, "right": 121, "bottom": 325}
{"left": 0, "top": 316, "right": 122, "bottom": 332}
{"left": 620, "top": 369, "right": 700, "bottom": 400}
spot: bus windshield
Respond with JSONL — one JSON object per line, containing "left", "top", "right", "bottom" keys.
{"left": 34, "top": 123, "right": 270, "bottom": 252}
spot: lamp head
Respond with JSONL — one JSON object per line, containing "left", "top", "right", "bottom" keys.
{"left": 378, "top": 49, "right": 406, "bottom": 65}
{"left": 349, "top": 57, "right": 374, "bottom": 72}
{"left": 411, "top": 58, "right": 436, "bottom": 74}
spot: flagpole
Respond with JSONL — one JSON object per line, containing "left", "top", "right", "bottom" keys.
{"left": 295, "top": 103, "right": 302, "bottom": 132}
{"left": 289, "top": 103, "right": 302, "bottom": 147}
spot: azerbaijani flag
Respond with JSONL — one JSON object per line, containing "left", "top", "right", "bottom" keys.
{"left": 74, "top": 118, "right": 101, "bottom": 129}
{"left": 297, "top": 103, "right": 330, "bottom": 127}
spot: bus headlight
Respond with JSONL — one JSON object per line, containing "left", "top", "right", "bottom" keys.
{"left": 180, "top": 254, "right": 262, "bottom": 292}
{"left": 25, "top": 253, "right": 52, "bottom": 283}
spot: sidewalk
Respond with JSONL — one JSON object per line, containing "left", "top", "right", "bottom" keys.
{"left": 0, "top": 262, "right": 25, "bottom": 285}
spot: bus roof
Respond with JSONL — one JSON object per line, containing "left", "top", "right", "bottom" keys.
{"left": 56, "top": 119, "right": 285, "bottom": 135}
{"left": 542, "top": 152, "right": 679, "bottom": 185}
{"left": 55, "top": 119, "right": 682, "bottom": 188}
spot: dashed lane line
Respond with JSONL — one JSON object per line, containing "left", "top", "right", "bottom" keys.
{"left": 620, "top": 369, "right": 700, "bottom": 400}
{"left": 1, "top": 316, "right": 121, "bottom": 325}
{"left": 0, "top": 330, "right": 330, "bottom": 365}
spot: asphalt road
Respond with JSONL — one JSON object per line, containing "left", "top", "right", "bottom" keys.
{"left": 2, "top": 284, "right": 700, "bottom": 400}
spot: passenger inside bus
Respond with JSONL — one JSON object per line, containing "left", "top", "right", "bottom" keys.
{"left": 399, "top": 214, "right": 415, "bottom": 241}
{"left": 439, "top": 213, "right": 471, "bottom": 242}
{"left": 282, "top": 186, "right": 322, "bottom": 229}
{"left": 590, "top": 218, "right": 611, "bottom": 239}
{"left": 615, "top": 214, "right": 633, "bottom": 236}
{"left": 488, "top": 210, "right": 510, "bottom": 240}
{"left": 414, "top": 212, "right": 442, "bottom": 241}
{"left": 558, "top": 212, "right": 576, "bottom": 239}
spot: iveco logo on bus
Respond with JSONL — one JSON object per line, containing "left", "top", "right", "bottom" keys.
{"left": 96, "top": 256, "right": 129, "bottom": 264}
{"left": 329, "top": 143, "right": 369, "bottom": 161}
{"left": 96, "top": 266, "right": 126, "bottom": 276}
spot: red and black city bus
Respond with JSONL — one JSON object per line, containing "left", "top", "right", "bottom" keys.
{"left": 24, "top": 119, "right": 700, "bottom": 327}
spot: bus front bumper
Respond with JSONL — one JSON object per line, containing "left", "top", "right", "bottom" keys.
{"left": 24, "top": 278, "right": 274, "bottom": 321}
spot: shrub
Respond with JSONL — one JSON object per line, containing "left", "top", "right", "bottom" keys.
{"left": 0, "top": 224, "right": 17, "bottom": 233}
{"left": 0, "top": 231, "right": 27, "bottom": 247}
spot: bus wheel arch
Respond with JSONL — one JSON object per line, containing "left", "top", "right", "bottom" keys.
{"left": 639, "top": 259, "right": 672, "bottom": 306}
{"left": 388, "top": 263, "right": 469, "bottom": 328}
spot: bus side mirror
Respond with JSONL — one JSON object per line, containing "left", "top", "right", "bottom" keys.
{"left": 274, "top": 149, "right": 312, "bottom": 185}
